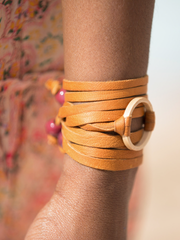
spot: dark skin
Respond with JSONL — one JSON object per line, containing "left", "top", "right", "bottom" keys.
{"left": 25, "top": 0, "right": 155, "bottom": 239}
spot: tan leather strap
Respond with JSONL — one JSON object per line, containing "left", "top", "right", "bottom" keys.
{"left": 45, "top": 79, "right": 61, "bottom": 95}
{"left": 144, "top": 111, "right": 155, "bottom": 131}
{"left": 49, "top": 75, "right": 155, "bottom": 171}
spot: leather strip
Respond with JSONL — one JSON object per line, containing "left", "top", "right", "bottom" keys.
{"left": 63, "top": 137, "right": 143, "bottom": 171}
{"left": 59, "top": 95, "right": 147, "bottom": 118}
{"left": 144, "top": 111, "right": 155, "bottom": 131}
{"left": 63, "top": 75, "right": 148, "bottom": 91}
{"left": 65, "top": 85, "right": 147, "bottom": 102}
{"left": 62, "top": 121, "right": 144, "bottom": 149}
{"left": 69, "top": 143, "right": 143, "bottom": 159}
{"left": 64, "top": 106, "right": 144, "bottom": 127}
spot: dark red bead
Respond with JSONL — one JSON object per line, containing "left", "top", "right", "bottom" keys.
{"left": 55, "top": 88, "right": 66, "bottom": 105}
{"left": 46, "top": 119, "right": 61, "bottom": 136}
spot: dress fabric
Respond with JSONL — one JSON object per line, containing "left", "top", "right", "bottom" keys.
{"left": 0, "top": 1, "right": 141, "bottom": 239}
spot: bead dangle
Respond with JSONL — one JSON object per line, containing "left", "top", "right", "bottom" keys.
{"left": 45, "top": 79, "right": 65, "bottom": 151}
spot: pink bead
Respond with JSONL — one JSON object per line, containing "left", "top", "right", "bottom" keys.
{"left": 46, "top": 119, "right": 61, "bottom": 136}
{"left": 55, "top": 88, "right": 66, "bottom": 105}
{"left": 58, "top": 132, "right": 63, "bottom": 146}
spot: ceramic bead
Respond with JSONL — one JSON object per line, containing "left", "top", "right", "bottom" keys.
{"left": 46, "top": 119, "right": 61, "bottom": 136}
{"left": 55, "top": 88, "right": 66, "bottom": 105}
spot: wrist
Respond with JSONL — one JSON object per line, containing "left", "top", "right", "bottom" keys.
{"left": 54, "top": 156, "right": 137, "bottom": 238}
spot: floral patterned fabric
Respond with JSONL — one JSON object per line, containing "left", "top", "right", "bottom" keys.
{"left": 0, "top": 71, "right": 64, "bottom": 239}
{"left": 0, "top": 0, "right": 64, "bottom": 80}
{"left": 0, "top": 1, "right": 141, "bottom": 239}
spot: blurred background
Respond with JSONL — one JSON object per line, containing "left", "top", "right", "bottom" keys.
{"left": 0, "top": 0, "right": 180, "bottom": 239}
{"left": 136, "top": 0, "right": 180, "bottom": 239}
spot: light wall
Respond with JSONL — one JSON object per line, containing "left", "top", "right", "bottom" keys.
{"left": 136, "top": 0, "right": 180, "bottom": 239}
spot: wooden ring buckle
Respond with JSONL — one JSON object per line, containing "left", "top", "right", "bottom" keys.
{"left": 123, "top": 97, "right": 154, "bottom": 151}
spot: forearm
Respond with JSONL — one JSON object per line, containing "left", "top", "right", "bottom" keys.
{"left": 57, "top": 0, "right": 155, "bottom": 239}
{"left": 55, "top": 157, "right": 137, "bottom": 239}
{"left": 62, "top": 0, "right": 155, "bottom": 81}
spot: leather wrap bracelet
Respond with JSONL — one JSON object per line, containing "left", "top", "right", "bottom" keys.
{"left": 46, "top": 75, "right": 155, "bottom": 171}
